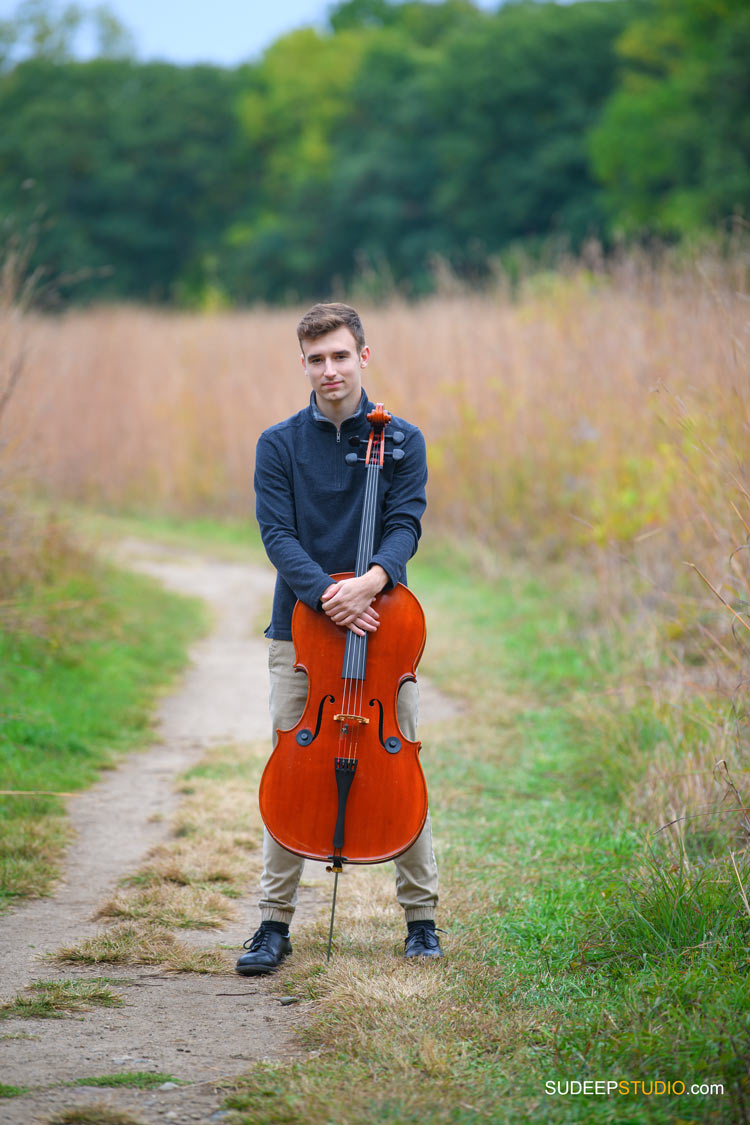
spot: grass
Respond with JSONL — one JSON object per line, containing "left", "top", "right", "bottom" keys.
{"left": 221, "top": 552, "right": 747, "bottom": 1124}
{"left": 0, "top": 540, "right": 206, "bottom": 907}
{"left": 55, "top": 923, "right": 230, "bottom": 974}
{"left": 66, "top": 505, "right": 266, "bottom": 561}
{"left": 8, "top": 264, "right": 747, "bottom": 575}
{"left": 70, "top": 1072, "right": 181, "bottom": 1089}
{"left": 23, "top": 517, "right": 742, "bottom": 1120}
{"left": 0, "top": 979, "right": 124, "bottom": 1020}
{"left": 94, "top": 742, "right": 266, "bottom": 930}
{"left": 48, "top": 1108, "right": 146, "bottom": 1125}
{"left": 1, "top": 517, "right": 267, "bottom": 973}
{"left": 0, "top": 1082, "right": 28, "bottom": 1096}
{"left": 1, "top": 507, "right": 745, "bottom": 1119}
{"left": 56, "top": 740, "right": 266, "bottom": 972}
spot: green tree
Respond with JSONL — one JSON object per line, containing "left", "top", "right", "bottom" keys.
{"left": 322, "top": 19, "right": 476, "bottom": 293}
{"left": 220, "top": 0, "right": 488, "bottom": 299}
{"left": 0, "top": 59, "right": 248, "bottom": 302}
{"left": 423, "top": 0, "right": 633, "bottom": 266}
{"left": 5, "top": 0, "right": 722, "bottom": 306}
{"left": 590, "top": 0, "right": 750, "bottom": 235}
{"left": 218, "top": 25, "right": 374, "bottom": 302}
{"left": 298, "top": 0, "right": 632, "bottom": 295}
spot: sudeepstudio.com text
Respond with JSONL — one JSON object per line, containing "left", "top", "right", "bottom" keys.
{"left": 545, "top": 1080, "right": 724, "bottom": 1097}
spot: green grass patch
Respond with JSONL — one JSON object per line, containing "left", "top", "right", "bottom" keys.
{"left": 0, "top": 1082, "right": 28, "bottom": 1097}
{"left": 0, "top": 979, "right": 124, "bottom": 1020}
{"left": 65, "top": 505, "right": 265, "bottom": 559}
{"left": 0, "top": 553, "right": 206, "bottom": 906}
{"left": 71, "top": 1072, "right": 180, "bottom": 1089}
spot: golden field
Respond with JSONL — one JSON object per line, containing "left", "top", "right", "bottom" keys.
{"left": 4, "top": 253, "right": 748, "bottom": 597}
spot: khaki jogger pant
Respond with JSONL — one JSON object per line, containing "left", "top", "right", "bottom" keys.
{"left": 259, "top": 638, "right": 439, "bottom": 926}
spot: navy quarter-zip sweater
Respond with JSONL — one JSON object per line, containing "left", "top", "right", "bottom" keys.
{"left": 255, "top": 390, "right": 428, "bottom": 640}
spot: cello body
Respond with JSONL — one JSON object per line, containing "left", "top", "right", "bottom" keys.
{"left": 258, "top": 570, "right": 428, "bottom": 864}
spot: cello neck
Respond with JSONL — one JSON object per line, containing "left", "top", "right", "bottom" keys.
{"left": 353, "top": 407, "right": 388, "bottom": 577}
{"left": 342, "top": 407, "right": 389, "bottom": 679}
{"left": 354, "top": 454, "right": 383, "bottom": 577}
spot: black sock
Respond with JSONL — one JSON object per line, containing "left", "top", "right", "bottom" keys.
{"left": 261, "top": 920, "right": 290, "bottom": 938}
{"left": 407, "top": 919, "right": 435, "bottom": 933}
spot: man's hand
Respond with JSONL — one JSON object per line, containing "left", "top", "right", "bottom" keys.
{"left": 321, "top": 566, "right": 388, "bottom": 635}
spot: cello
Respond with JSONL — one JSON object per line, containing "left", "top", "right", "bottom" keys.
{"left": 258, "top": 404, "right": 428, "bottom": 949}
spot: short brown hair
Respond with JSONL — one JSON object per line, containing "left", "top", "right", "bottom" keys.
{"left": 296, "top": 302, "right": 366, "bottom": 353}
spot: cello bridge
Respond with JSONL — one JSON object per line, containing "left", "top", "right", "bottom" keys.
{"left": 333, "top": 713, "right": 369, "bottom": 725}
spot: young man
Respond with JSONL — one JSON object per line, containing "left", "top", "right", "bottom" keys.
{"left": 236, "top": 302, "right": 441, "bottom": 975}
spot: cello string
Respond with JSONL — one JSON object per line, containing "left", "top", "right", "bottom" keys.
{"left": 352, "top": 455, "right": 375, "bottom": 755}
{"left": 343, "top": 441, "right": 374, "bottom": 748}
{"left": 349, "top": 452, "right": 372, "bottom": 751}
{"left": 354, "top": 430, "right": 381, "bottom": 747}
{"left": 340, "top": 451, "right": 371, "bottom": 759}
{"left": 347, "top": 439, "right": 377, "bottom": 758}
{"left": 339, "top": 420, "right": 386, "bottom": 764}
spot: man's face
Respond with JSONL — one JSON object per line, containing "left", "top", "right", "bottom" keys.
{"left": 300, "top": 326, "right": 369, "bottom": 412}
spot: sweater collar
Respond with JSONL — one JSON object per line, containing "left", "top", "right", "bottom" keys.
{"left": 309, "top": 388, "right": 369, "bottom": 429}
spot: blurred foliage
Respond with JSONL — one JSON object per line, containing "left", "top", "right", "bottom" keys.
{"left": 0, "top": 58, "right": 249, "bottom": 303}
{"left": 0, "top": 0, "right": 747, "bottom": 304}
{"left": 590, "top": 0, "right": 750, "bottom": 236}
{"left": 0, "top": 0, "right": 134, "bottom": 70}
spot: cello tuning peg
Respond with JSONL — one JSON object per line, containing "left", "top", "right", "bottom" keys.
{"left": 348, "top": 435, "right": 361, "bottom": 446}
{"left": 345, "top": 452, "right": 360, "bottom": 466}
{"left": 391, "top": 448, "right": 405, "bottom": 462}
{"left": 391, "top": 430, "right": 405, "bottom": 445}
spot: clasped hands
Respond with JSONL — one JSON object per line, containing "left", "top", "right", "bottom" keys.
{"left": 321, "top": 565, "right": 388, "bottom": 636}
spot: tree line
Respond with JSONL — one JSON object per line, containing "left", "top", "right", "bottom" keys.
{"left": 1, "top": 0, "right": 747, "bottom": 306}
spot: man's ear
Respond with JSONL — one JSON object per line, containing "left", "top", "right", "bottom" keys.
{"left": 359, "top": 345, "right": 371, "bottom": 368}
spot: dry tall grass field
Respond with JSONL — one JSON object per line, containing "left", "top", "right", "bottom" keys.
{"left": 5, "top": 254, "right": 748, "bottom": 595}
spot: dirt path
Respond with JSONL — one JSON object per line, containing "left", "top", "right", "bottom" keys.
{"left": 0, "top": 540, "right": 456, "bottom": 1124}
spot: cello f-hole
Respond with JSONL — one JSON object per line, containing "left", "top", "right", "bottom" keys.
{"left": 368, "top": 697, "right": 402, "bottom": 754}
{"left": 296, "top": 693, "right": 335, "bottom": 746}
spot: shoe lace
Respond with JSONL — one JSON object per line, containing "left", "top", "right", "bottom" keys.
{"left": 406, "top": 925, "right": 445, "bottom": 949}
{"left": 243, "top": 927, "right": 275, "bottom": 953}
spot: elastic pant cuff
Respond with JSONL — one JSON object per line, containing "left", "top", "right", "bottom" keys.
{"left": 404, "top": 907, "right": 436, "bottom": 924}
{"left": 260, "top": 908, "right": 295, "bottom": 926}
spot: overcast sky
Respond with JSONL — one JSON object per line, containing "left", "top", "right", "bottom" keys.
{"left": 0, "top": 0, "right": 330, "bottom": 64}
{"left": 97, "top": 0, "right": 333, "bottom": 64}
{"left": 0, "top": 0, "right": 498, "bottom": 67}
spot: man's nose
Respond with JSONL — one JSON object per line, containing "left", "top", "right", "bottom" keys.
{"left": 324, "top": 356, "right": 337, "bottom": 374}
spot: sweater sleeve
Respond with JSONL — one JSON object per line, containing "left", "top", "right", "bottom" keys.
{"left": 254, "top": 432, "right": 333, "bottom": 610}
{"left": 370, "top": 425, "right": 428, "bottom": 588}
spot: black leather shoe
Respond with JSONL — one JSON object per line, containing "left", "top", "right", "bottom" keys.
{"left": 404, "top": 924, "right": 444, "bottom": 959}
{"left": 236, "top": 927, "right": 292, "bottom": 976}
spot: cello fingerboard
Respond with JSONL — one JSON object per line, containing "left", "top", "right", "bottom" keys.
{"left": 342, "top": 630, "right": 367, "bottom": 681}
